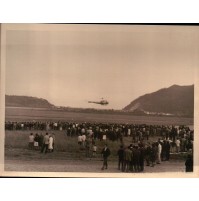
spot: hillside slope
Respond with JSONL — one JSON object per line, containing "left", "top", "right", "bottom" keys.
{"left": 6, "top": 95, "right": 54, "bottom": 108}
{"left": 123, "top": 85, "right": 194, "bottom": 117}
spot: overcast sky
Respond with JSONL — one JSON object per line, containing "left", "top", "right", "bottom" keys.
{"left": 5, "top": 24, "right": 198, "bottom": 109}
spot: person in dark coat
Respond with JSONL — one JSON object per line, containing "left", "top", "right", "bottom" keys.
{"left": 38, "top": 133, "right": 44, "bottom": 150}
{"left": 161, "top": 140, "right": 167, "bottom": 161}
{"left": 165, "top": 141, "right": 171, "bottom": 161}
{"left": 85, "top": 139, "right": 91, "bottom": 158}
{"left": 117, "top": 145, "right": 124, "bottom": 171}
{"left": 139, "top": 144, "right": 145, "bottom": 172}
{"left": 150, "top": 143, "right": 157, "bottom": 167}
{"left": 132, "top": 145, "right": 140, "bottom": 172}
{"left": 34, "top": 133, "right": 40, "bottom": 150}
{"left": 145, "top": 144, "right": 151, "bottom": 166}
{"left": 186, "top": 140, "right": 193, "bottom": 151}
{"left": 123, "top": 146, "right": 132, "bottom": 172}
{"left": 185, "top": 154, "right": 193, "bottom": 172}
{"left": 101, "top": 144, "right": 111, "bottom": 170}
{"left": 41, "top": 133, "right": 49, "bottom": 153}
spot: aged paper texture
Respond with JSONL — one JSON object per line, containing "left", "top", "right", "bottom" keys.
{"left": 0, "top": 24, "right": 199, "bottom": 177}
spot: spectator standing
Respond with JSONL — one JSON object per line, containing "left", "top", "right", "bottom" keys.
{"left": 41, "top": 133, "right": 49, "bottom": 153}
{"left": 101, "top": 144, "right": 111, "bottom": 170}
{"left": 157, "top": 141, "right": 162, "bottom": 164}
{"left": 117, "top": 145, "right": 124, "bottom": 171}
{"left": 123, "top": 146, "right": 132, "bottom": 172}
{"left": 48, "top": 135, "right": 54, "bottom": 152}
{"left": 38, "top": 133, "right": 44, "bottom": 150}
{"left": 161, "top": 140, "right": 167, "bottom": 161}
{"left": 132, "top": 128, "right": 136, "bottom": 143}
{"left": 82, "top": 133, "right": 86, "bottom": 147}
{"left": 127, "top": 128, "right": 131, "bottom": 137}
{"left": 28, "top": 133, "right": 34, "bottom": 150}
{"left": 170, "top": 141, "right": 176, "bottom": 153}
{"left": 176, "top": 138, "right": 181, "bottom": 153}
{"left": 138, "top": 130, "right": 143, "bottom": 141}
{"left": 186, "top": 140, "right": 193, "bottom": 151}
{"left": 92, "top": 143, "right": 97, "bottom": 157}
{"left": 165, "top": 141, "right": 171, "bottom": 161}
{"left": 181, "top": 137, "right": 186, "bottom": 152}
{"left": 132, "top": 145, "right": 140, "bottom": 172}
{"left": 85, "top": 139, "right": 91, "bottom": 158}
{"left": 52, "top": 133, "right": 55, "bottom": 152}
{"left": 139, "top": 144, "right": 145, "bottom": 172}
{"left": 145, "top": 143, "right": 151, "bottom": 166}
{"left": 185, "top": 153, "right": 193, "bottom": 172}
{"left": 102, "top": 131, "right": 107, "bottom": 141}
{"left": 34, "top": 133, "right": 39, "bottom": 150}
{"left": 151, "top": 143, "right": 157, "bottom": 167}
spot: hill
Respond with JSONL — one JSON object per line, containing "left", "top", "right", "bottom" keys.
{"left": 123, "top": 85, "right": 194, "bottom": 117}
{"left": 5, "top": 95, "right": 54, "bottom": 108}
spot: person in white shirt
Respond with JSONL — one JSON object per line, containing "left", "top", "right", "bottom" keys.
{"left": 92, "top": 144, "right": 97, "bottom": 157}
{"left": 29, "top": 133, "right": 34, "bottom": 150}
{"left": 102, "top": 129, "right": 107, "bottom": 141}
{"left": 88, "top": 127, "right": 93, "bottom": 137}
{"left": 52, "top": 133, "right": 55, "bottom": 152}
{"left": 157, "top": 141, "right": 162, "bottom": 164}
{"left": 127, "top": 128, "right": 131, "bottom": 137}
{"left": 82, "top": 134, "right": 86, "bottom": 147}
{"left": 81, "top": 128, "right": 85, "bottom": 134}
{"left": 176, "top": 138, "right": 181, "bottom": 153}
{"left": 48, "top": 135, "right": 54, "bottom": 152}
{"left": 21, "top": 123, "right": 24, "bottom": 130}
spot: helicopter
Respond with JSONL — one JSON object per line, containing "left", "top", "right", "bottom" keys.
{"left": 88, "top": 98, "right": 109, "bottom": 105}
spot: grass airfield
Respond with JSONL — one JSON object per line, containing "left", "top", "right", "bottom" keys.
{"left": 4, "top": 107, "right": 193, "bottom": 173}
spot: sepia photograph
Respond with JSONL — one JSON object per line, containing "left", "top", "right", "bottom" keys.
{"left": 0, "top": 24, "right": 198, "bottom": 177}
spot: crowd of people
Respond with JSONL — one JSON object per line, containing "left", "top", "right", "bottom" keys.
{"left": 6, "top": 120, "right": 193, "bottom": 141}
{"left": 7, "top": 120, "right": 194, "bottom": 172}
{"left": 28, "top": 132, "right": 55, "bottom": 153}
{"left": 73, "top": 123, "right": 194, "bottom": 172}
{"left": 116, "top": 139, "right": 193, "bottom": 173}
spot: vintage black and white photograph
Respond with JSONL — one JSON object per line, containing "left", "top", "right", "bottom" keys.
{"left": 0, "top": 24, "right": 198, "bottom": 176}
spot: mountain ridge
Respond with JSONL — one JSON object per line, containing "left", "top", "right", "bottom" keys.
{"left": 5, "top": 95, "right": 54, "bottom": 108}
{"left": 6, "top": 84, "right": 194, "bottom": 117}
{"left": 123, "top": 84, "right": 194, "bottom": 117}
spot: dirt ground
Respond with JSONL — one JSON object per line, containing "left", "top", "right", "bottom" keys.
{"left": 4, "top": 148, "right": 186, "bottom": 173}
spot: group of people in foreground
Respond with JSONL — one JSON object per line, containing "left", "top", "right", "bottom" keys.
{"left": 100, "top": 141, "right": 193, "bottom": 172}
{"left": 24, "top": 121, "right": 193, "bottom": 172}
{"left": 115, "top": 140, "right": 193, "bottom": 173}
{"left": 75, "top": 123, "right": 193, "bottom": 172}
{"left": 28, "top": 132, "right": 55, "bottom": 153}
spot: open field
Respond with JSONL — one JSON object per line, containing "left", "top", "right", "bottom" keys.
{"left": 6, "top": 107, "right": 193, "bottom": 125}
{"left": 5, "top": 144, "right": 186, "bottom": 173}
{"left": 5, "top": 130, "right": 188, "bottom": 173}
{"left": 5, "top": 150, "right": 185, "bottom": 175}
{"left": 5, "top": 131, "right": 122, "bottom": 158}
{"left": 4, "top": 107, "right": 192, "bottom": 173}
